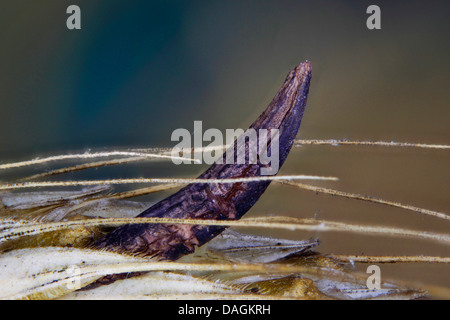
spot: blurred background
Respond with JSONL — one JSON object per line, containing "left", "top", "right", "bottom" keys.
{"left": 0, "top": 1, "right": 449, "bottom": 292}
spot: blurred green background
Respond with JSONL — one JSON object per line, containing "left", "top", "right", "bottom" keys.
{"left": 0, "top": 1, "right": 449, "bottom": 292}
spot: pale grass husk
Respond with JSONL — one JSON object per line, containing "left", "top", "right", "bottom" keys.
{"left": 0, "top": 140, "right": 448, "bottom": 300}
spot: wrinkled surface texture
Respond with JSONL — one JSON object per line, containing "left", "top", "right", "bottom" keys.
{"left": 93, "top": 62, "right": 312, "bottom": 260}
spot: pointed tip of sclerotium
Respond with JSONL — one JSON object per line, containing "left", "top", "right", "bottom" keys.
{"left": 288, "top": 61, "right": 312, "bottom": 83}
{"left": 298, "top": 60, "right": 312, "bottom": 71}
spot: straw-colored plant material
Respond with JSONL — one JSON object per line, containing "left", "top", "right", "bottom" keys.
{"left": 136, "top": 139, "right": 450, "bottom": 152}
{"left": 100, "top": 183, "right": 181, "bottom": 200}
{"left": 59, "top": 183, "right": 182, "bottom": 218}
{"left": 3, "top": 139, "right": 446, "bottom": 182}
{"left": 61, "top": 271, "right": 243, "bottom": 300}
{"left": 0, "top": 186, "right": 109, "bottom": 210}
{"left": 279, "top": 181, "right": 450, "bottom": 222}
{"left": 21, "top": 156, "right": 148, "bottom": 181}
{"left": 294, "top": 139, "right": 450, "bottom": 150}
{"left": 1, "top": 215, "right": 449, "bottom": 245}
{"left": 206, "top": 230, "right": 318, "bottom": 264}
{"left": 0, "top": 175, "right": 339, "bottom": 192}
{"left": 0, "top": 138, "right": 448, "bottom": 300}
{"left": 0, "top": 150, "right": 199, "bottom": 171}
{"left": 0, "top": 246, "right": 325, "bottom": 300}
{"left": 331, "top": 255, "right": 450, "bottom": 264}
{"left": 0, "top": 245, "right": 425, "bottom": 300}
